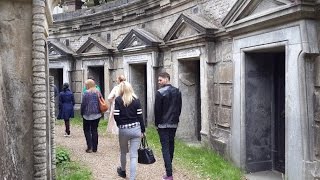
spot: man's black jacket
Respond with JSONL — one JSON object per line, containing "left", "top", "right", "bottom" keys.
{"left": 154, "top": 84, "right": 182, "bottom": 126}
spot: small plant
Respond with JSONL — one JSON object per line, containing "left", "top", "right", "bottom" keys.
{"left": 56, "top": 146, "right": 92, "bottom": 180}
{"left": 56, "top": 147, "right": 70, "bottom": 165}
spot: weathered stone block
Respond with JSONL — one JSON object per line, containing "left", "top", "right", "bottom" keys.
{"left": 215, "top": 41, "right": 223, "bottom": 63}
{"left": 33, "top": 98, "right": 46, "bottom": 104}
{"left": 33, "top": 111, "right": 46, "bottom": 119}
{"left": 213, "top": 84, "right": 219, "bottom": 104}
{"left": 117, "top": 57, "right": 124, "bottom": 69}
{"left": 33, "top": 77, "right": 46, "bottom": 85}
{"left": 209, "top": 127, "right": 230, "bottom": 156}
{"left": 314, "top": 89, "right": 320, "bottom": 122}
{"left": 315, "top": 122, "right": 320, "bottom": 159}
{"left": 34, "top": 85, "right": 46, "bottom": 92}
{"left": 218, "top": 62, "right": 233, "bottom": 83}
{"left": 314, "top": 56, "right": 320, "bottom": 87}
{"left": 210, "top": 105, "right": 218, "bottom": 127}
{"left": 222, "top": 40, "right": 232, "bottom": 62}
{"left": 33, "top": 92, "right": 46, "bottom": 98}
{"left": 33, "top": 72, "right": 46, "bottom": 78}
{"left": 74, "top": 93, "right": 82, "bottom": 104}
{"left": 72, "top": 70, "right": 82, "bottom": 82}
{"left": 75, "top": 82, "right": 83, "bottom": 93}
{"left": 213, "top": 65, "right": 219, "bottom": 83}
{"left": 220, "top": 85, "right": 232, "bottom": 106}
{"left": 217, "top": 106, "right": 231, "bottom": 127}
{"left": 33, "top": 103, "right": 46, "bottom": 111}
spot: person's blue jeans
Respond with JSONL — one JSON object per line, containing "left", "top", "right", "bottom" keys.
{"left": 83, "top": 118, "right": 100, "bottom": 151}
{"left": 158, "top": 128, "right": 177, "bottom": 177}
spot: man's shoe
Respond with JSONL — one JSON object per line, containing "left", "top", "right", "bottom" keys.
{"left": 162, "top": 175, "right": 173, "bottom": 180}
{"left": 117, "top": 167, "right": 126, "bottom": 178}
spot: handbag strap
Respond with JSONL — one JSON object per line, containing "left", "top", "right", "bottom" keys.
{"left": 140, "top": 136, "right": 149, "bottom": 148}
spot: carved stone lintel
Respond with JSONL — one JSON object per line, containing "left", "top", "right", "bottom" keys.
{"left": 113, "top": 15, "right": 123, "bottom": 23}
{"left": 177, "top": 49, "right": 201, "bottom": 59}
{"left": 92, "top": 21, "right": 101, "bottom": 27}
{"left": 72, "top": 25, "right": 80, "bottom": 31}
{"left": 160, "top": 0, "right": 171, "bottom": 9}
{"left": 136, "top": 9, "right": 145, "bottom": 17}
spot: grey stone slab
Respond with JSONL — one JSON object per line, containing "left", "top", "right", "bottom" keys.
{"left": 218, "top": 62, "right": 233, "bottom": 83}
{"left": 245, "top": 171, "right": 283, "bottom": 180}
{"left": 220, "top": 85, "right": 232, "bottom": 106}
{"left": 217, "top": 106, "right": 231, "bottom": 128}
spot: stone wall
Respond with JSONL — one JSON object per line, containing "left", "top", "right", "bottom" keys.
{"left": 209, "top": 38, "right": 233, "bottom": 155}
{"left": 0, "top": 0, "right": 58, "bottom": 179}
{"left": 0, "top": 1, "right": 34, "bottom": 179}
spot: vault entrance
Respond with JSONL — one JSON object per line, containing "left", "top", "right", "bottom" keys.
{"left": 245, "top": 50, "right": 285, "bottom": 173}
{"left": 178, "top": 59, "right": 201, "bottom": 141}
{"left": 88, "top": 66, "right": 105, "bottom": 97}
{"left": 130, "top": 63, "right": 147, "bottom": 125}
{"left": 49, "top": 68, "right": 63, "bottom": 92}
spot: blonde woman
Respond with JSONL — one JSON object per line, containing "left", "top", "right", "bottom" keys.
{"left": 80, "top": 79, "right": 102, "bottom": 153}
{"left": 114, "top": 81, "right": 145, "bottom": 180}
{"left": 107, "top": 75, "right": 126, "bottom": 134}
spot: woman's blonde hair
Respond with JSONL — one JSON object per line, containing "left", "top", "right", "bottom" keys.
{"left": 118, "top": 81, "right": 137, "bottom": 106}
{"left": 85, "top": 79, "right": 96, "bottom": 90}
{"left": 117, "top": 75, "right": 126, "bottom": 83}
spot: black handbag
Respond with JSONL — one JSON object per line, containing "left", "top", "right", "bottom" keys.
{"left": 138, "top": 136, "right": 156, "bottom": 164}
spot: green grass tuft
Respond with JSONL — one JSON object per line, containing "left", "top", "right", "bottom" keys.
{"left": 56, "top": 146, "right": 92, "bottom": 180}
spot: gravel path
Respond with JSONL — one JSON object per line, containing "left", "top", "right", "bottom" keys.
{"left": 55, "top": 124, "right": 198, "bottom": 180}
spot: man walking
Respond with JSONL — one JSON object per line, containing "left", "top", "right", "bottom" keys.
{"left": 154, "top": 72, "right": 182, "bottom": 180}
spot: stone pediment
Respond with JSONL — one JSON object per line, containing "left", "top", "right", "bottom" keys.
{"left": 48, "top": 40, "right": 74, "bottom": 56}
{"left": 76, "top": 36, "right": 114, "bottom": 54}
{"left": 221, "top": 0, "right": 297, "bottom": 28}
{"left": 163, "top": 13, "right": 218, "bottom": 42}
{"left": 117, "top": 28, "right": 163, "bottom": 51}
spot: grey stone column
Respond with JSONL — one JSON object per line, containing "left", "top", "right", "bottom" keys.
{"left": 49, "top": 76, "right": 56, "bottom": 179}
{"left": 32, "top": 0, "right": 49, "bottom": 179}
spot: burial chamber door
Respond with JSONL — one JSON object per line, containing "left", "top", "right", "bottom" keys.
{"left": 129, "top": 63, "right": 147, "bottom": 125}
{"left": 245, "top": 51, "right": 285, "bottom": 173}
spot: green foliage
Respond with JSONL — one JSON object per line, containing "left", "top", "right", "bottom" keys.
{"left": 56, "top": 147, "right": 70, "bottom": 165}
{"left": 146, "top": 127, "right": 244, "bottom": 180}
{"left": 56, "top": 161, "right": 92, "bottom": 180}
{"left": 56, "top": 146, "right": 92, "bottom": 180}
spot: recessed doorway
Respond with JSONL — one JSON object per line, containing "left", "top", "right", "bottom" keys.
{"left": 245, "top": 49, "right": 285, "bottom": 174}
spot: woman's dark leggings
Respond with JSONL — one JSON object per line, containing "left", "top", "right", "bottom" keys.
{"left": 83, "top": 118, "right": 100, "bottom": 151}
{"left": 64, "top": 119, "right": 70, "bottom": 135}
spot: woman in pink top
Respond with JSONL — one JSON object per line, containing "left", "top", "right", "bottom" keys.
{"left": 107, "top": 75, "right": 126, "bottom": 134}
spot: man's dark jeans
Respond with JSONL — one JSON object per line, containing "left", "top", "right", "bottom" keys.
{"left": 158, "top": 128, "right": 177, "bottom": 177}
{"left": 83, "top": 118, "right": 100, "bottom": 151}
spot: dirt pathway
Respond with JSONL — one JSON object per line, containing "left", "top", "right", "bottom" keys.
{"left": 55, "top": 124, "right": 198, "bottom": 180}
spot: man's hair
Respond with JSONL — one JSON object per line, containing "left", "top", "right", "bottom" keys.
{"left": 158, "top": 72, "right": 170, "bottom": 81}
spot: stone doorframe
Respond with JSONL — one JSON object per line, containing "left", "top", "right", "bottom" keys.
{"left": 49, "top": 61, "right": 71, "bottom": 84}
{"left": 231, "top": 20, "right": 318, "bottom": 179}
{"left": 123, "top": 52, "right": 158, "bottom": 124}
{"left": 171, "top": 46, "right": 210, "bottom": 142}
{"left": 82, "top": 58, "right": 111, "bottom": 100}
